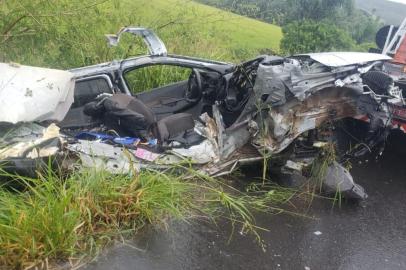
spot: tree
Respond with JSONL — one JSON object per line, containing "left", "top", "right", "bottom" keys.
{"left": 284, "top": 0, "right": 353, "bottom": 22}
{"left": 198, "top": 0, "right": 382, "bottom": 51}
{"left": 197, "top": 0, "right": 355, "bottom": 25}
{"left": 280, "top": 20, "right": 355, "bottom": 55}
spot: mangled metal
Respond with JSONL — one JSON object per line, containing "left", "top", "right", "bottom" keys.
{"left": 2, "top": 26, "right": 405, "bottom": 201}
{"left": 0, "top": 123, "right": 62, "bottom": 159}
{"left": 105, "top": 27, "right": 167, "bottom": 56}
{"left": 323, "top": 161, "right": 368, "bottom": 200}
{"left": 0, "top": 63, "right": 75, "bottom": 124}
{"left": 296, "top": 52, "right": 391, "bottom": 67}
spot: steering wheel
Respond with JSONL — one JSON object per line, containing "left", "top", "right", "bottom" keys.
{"left": 185, "top": 68, "right": 203, "bottom": 102}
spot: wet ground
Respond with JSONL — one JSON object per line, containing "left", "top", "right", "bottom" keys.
{"left": 83, "top": 131, "right": 406, "bottom": 270}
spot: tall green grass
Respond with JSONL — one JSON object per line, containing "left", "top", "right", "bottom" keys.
{"left": 0, "top": 165, "right": 295, "bottom": 269}
{"left": 0, "top": 0, "right": 282, "bottom": 69}
{"left": 125, "top": 65, "right": 191, "bottom": 94}
{"left": 0, "top": 168, "right": 189, "bottom": 268}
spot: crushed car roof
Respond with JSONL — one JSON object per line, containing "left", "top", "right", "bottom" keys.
{"left": 0, "top": 63, "right": 75, "bottom": 124}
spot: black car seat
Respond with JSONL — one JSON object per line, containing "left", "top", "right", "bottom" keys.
{"left": 84, "top": 94, "right": 197, "bottom": 144}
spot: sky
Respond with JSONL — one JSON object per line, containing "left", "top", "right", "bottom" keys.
{"left": 387, "top": 0, "right": 406, "bottom": 4}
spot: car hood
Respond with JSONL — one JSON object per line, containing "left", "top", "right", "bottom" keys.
{"left": 0, "top": 63, "right": 75, "bottom": 124}
{"left": 295, "top": 52, "right": 392, "bottom": 67}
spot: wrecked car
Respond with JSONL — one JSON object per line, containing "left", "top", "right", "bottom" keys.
{"left": 0, "top": 27, "right": 401, "bottom": 200}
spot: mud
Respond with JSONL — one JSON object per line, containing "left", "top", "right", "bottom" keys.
{"left": 82, "top": 130, "right": 406, "bottom": 270}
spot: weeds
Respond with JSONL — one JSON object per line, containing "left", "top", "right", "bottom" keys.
{"left": 0, "top": 162, "right": 296, "bottom": 269}
{"left": 0, "top": 167, "right": 193, "bottom": 269}
{"left": 310, "top": 142, "right": 337, "bottom": 189}
{"left": 307, "top": 141, "right": 345, "bottom": 207}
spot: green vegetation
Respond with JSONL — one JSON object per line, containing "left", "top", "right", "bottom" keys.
{"left": 200, "top": 0, "right": 354, "bottom": 24}
{"left": 0, "top": 168, "right": 192, "bottom": 268}
{"left": 308, "top": 142, "right": 344, "bottom": 206}
{"left": 0, "top": 165, "right": 295, "bottom": 269}
{"left": 280, "top": 20, "right": 356, "bottom": 54}
{"left": 124, "top": 65, "right": 192, "bottom": 94}
{"left": 0, "top": 0, "right": 282, "bottom": 69}
{"left": 198, "top": 0, "right": 382, "bottom": 54}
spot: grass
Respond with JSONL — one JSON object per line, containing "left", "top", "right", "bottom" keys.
{"left": 0, "top": 167, "right": 187, "bottom": 268}
{"left": 125, "top": 65, "right": 192, "bottom": 94}
{"left": 310, "top": 142, "right": 337, "bottom": 189}
{"left": 0, "top": 164, "right": 296, "bottom": 269}
{"left": 307, "top": 141, "right": 345, "bottom": 207}
{"left": 0, "top": 0, "right": 282, "bottom": 69}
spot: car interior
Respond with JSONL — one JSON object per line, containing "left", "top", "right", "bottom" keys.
{"left": 59, "top": 63, "right": 226, "bottom": 149}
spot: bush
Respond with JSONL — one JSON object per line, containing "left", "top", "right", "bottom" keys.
{"left": 280, "top": 20, "right": 356, "bottom": 55}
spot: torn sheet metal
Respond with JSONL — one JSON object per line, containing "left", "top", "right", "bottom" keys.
{"left": 195, "top": 113, "right": 221, "bottom": 162}
{"left": 0, "top": 123, "right": 62, "bottom": 159}
{"left": 0, "top": 63, "right": 75, "bottom": 124}
{"left": 105, "top": 27, "right": 167, "bottom": 56}
{"left": 295, "top": 52, "right": 391, "bottom": 67}
{"left": 252, "top": 86, "right": 363, "bottom": 154}
{"left": 171, "top": 139, "right": 218, "bottom": 164}
{"left": 66, "top": 140, "right": 141, "bottom": 173}
{"left": 249, "top": 57, "right": 363, "bottom": 106}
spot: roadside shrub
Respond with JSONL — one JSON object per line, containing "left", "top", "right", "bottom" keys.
{"left": 280, "top": 20, "right": 356, "bottom": 55}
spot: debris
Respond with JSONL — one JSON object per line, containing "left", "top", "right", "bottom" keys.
{"left": 75, "top": 132, "right": 141, "bottom": 146}
{"left": 171, "top": 139, "right": 218, "bottom": 164}
{"left": 284, "top": 160, "right": 306, "bottom": 171}
{"left": 313, "top": 142, "right": 328, "bottom": 148}
{"left": 323, "top": 161, "right": 368, "bottom": 200}
{"left": 313, "top": 231, "right": 322, "bottom": 236}
{"left": 134, "top": 148, "right": 159, "bottom": 162}
{"left": 66, "top": 140, "right": 141, "bottom": 173}
{"left": 0, "top": 123, "right": 62, "bottom": 160}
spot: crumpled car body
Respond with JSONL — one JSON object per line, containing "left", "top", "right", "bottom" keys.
{"left": 0, "top": 27, "right": 402, "bottom": 200}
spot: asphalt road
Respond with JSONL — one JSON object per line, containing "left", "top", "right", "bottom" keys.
{"left": 83, "top": 131, "right": 406, "bottom": 270}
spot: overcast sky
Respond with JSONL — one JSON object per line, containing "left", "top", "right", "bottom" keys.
{"left": 388, "top": 0, "right": 406, "bottom": 4}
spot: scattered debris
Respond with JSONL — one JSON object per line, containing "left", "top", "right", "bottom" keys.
{"left": 323, "top": 161, "right": 368, "bottom": 200}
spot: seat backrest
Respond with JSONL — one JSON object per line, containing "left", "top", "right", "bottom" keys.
{"left": 102, "top": 94, "right": 156, "bottom": 139}
{"left": 156, "top": 113, "right": 195, "bottom": 142}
